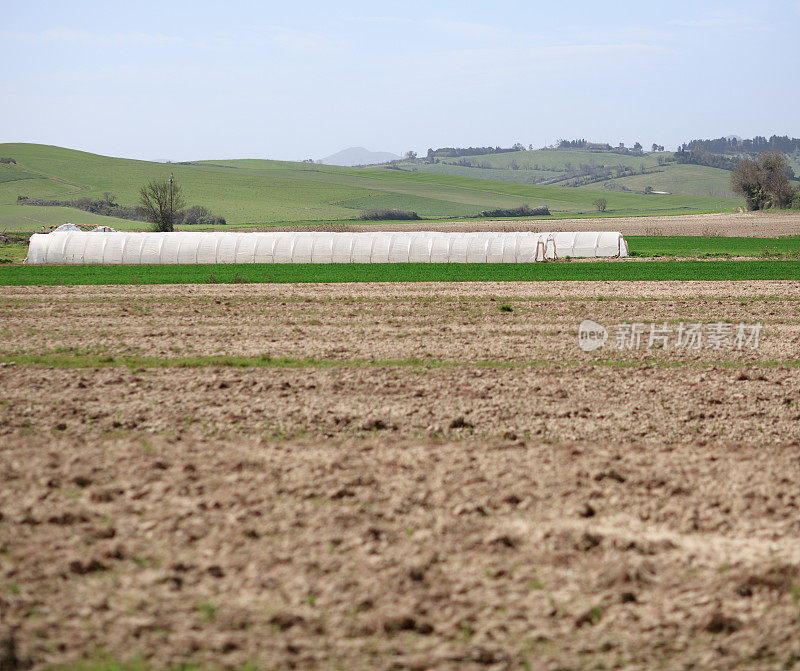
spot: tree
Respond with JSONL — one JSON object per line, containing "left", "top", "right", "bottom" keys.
{"left": 138, "top": 175, "right": 185, "bottom": 231}
{"left": 633, "top": 142, "right": 642, "bottom": 151}
{"left": 593, "top": 198, "right": 607, "bottom": 212}
{"left": 404, "top": 150, "right": 417, "bottom": 160}
{"left": 731, "top": 151, "right": 793, "bottom": 210}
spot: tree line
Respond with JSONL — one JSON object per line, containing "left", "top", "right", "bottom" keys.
{"left": 682, "top": 135, "right": 800, "bottom": 155}
{"left": 674, "top": 148, "right": 741, "bottom": 171}
{"left": 426, "top": 144, "right": 527, "bottom": 159}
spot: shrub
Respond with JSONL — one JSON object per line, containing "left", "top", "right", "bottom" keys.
{"left": 359, "top": 209, "right": 420, "bottom": 221}
{"left": 791, "top": 190, "right": 800, "bottom": 210}
{"left": 479, "top": 205, "right": 550, "bottom": 218}
{"left": 176, "top": 205, "right": 225, "bottom": 226}
{"left": 21, "top": 196, "right": 147, "bottom": 222}
{"left": 175, "top": 205, "right": 226, "bottom": 226}
{"left": 731, "top": 152, "right": 794, "bottom": 210}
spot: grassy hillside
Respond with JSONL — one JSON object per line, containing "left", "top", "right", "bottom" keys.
{"left": 400, "top": 148, "right": 670, "bottom": 186}
{"left": 584, "top": 164, "right": 735, "bottom": 198}
{"left": 0, "top": 204, "right": 144, "bottom": 231}
{"left": 402, "top": 158, "right": 735, "bottom": 196}
{"left": 399, "top": 148, "right": 742, "bottom": 197}
{"left": 0, "top": 143, "right": 739, "bottom": 230}
{"left": 407, "top": 147, "right": 800, "bottom": 198}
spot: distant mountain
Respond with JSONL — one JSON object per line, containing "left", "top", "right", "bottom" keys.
{"left": 319, "top": 147, "right": 400, "bottom": 166}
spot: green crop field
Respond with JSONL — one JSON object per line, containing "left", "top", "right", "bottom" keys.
{"left": 0, "top": 143, "right": 739, "bottom": 230}
{"left": 627, "top": 235, "right": 800, "bottom": 257}
{"left": 2, "top": 260, "right": 799, "bottom": 286}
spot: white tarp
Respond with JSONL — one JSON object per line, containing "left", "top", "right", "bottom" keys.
{"left": 26, "top": 231, "right": 629, "bottom": 265}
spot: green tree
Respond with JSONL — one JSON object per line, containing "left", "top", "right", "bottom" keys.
{"left": 137, "top": 175, "right": 185, "bottom": 232}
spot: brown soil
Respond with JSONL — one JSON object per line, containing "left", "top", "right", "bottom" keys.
{"left": 2, "top": 283, "right": 800, "bottom": 670}
{"left": 278, "top": 211, "right": 800, "bottom": 237}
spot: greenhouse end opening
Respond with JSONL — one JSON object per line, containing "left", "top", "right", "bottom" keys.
{"left": 26, "top": 231, "right": 629, "bottom": 265}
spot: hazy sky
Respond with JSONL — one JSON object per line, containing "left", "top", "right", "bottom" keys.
{"left": 2, "top": 0, "right": 798, "bottom": 161}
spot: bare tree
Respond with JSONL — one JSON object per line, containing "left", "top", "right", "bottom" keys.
{"left": 593, "top": 198, "right": 607, "bottom": 212}
{"left": 138, "top": 175, "right": 185, "bottom": 231}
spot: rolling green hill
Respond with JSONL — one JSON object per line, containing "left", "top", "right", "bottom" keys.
{"left": 399, "top": 148, "right": 741, "bottom": 196}
{"left": 401, "top": 147, "right": 800, "bottom": 198}
{"left": 399, "top": 148, "right": 672, "bottom": 188}
{"left": 0, "top": 143, "right": 739, "bottom": 231}
{"left": 582, "top": 164, "right": 735, "bottom": 198}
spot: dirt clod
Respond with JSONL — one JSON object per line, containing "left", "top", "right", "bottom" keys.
{"left": 705, "top": 612, "right": 743, "bottom": 634}
{"left": 68, "top": 558, "right": 108, "bottom": 575}
{"left": 449, "top": 416, "right": 473, "bottom": 429}
{"left": 268, "top": 612, "right": 304, "bottom": 631}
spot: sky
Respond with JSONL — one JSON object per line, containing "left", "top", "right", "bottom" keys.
{"left": 2, "top": 0, "right": 799, "bottom": 162}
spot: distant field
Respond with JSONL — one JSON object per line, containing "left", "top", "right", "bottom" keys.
{"left": 396, "top": 149, "right": 670, "bottom": 189}
{"left": 435, "top": 148, "right": 669, "bottom": 171}
{"left": 398, "top": 148, "right": 800, "bottom": 199}
{"left": 584, "top": 164, "right": 735, "bottom": 198}
{"left": 0, "top": 143, "right": 740, "bottom": 229}
{"left": 407, "top": 161, "right": 736, "bottom": 197}
{"left": 2, "top": 260, "right": 800, "bottom": 285}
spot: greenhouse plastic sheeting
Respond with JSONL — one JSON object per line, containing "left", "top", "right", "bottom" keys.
{"left": 25, "top": 231, "right": 629, "bottom": 265}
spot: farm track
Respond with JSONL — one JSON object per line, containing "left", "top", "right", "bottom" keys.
{"left": 1, "top": 282, "right": 800, "bottom": 670}
{"left": 274, "top": 211, "right": 800, "bottom": 237}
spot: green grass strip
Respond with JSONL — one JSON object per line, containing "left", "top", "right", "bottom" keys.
{"left": 1, "top": 352, "right": 798, "bottom": 371}
{"left": 3, "top": 260, "right": 800, "bottom": 285}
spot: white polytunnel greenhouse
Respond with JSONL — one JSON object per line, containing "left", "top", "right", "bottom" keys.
{"left": 25, "top": 230, "right": 629, "bottom": 265}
